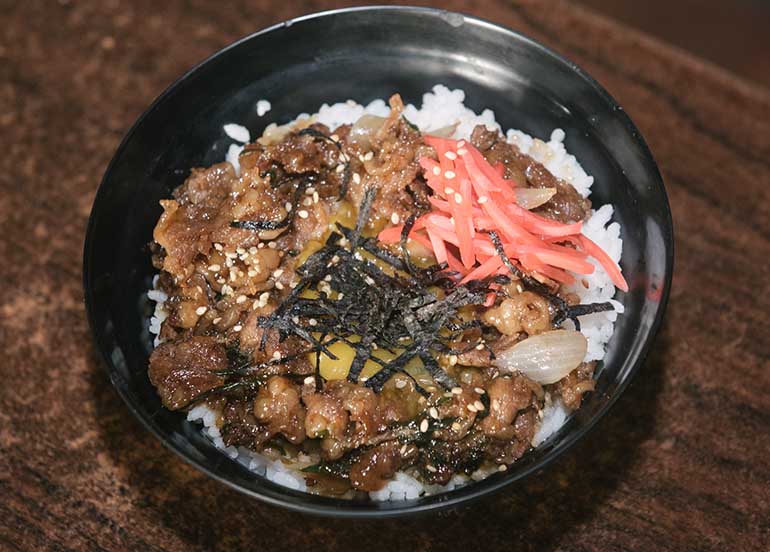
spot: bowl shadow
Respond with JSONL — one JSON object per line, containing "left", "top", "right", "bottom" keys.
{"left": 87, "top": 322, "right": 670, "bottom": 550}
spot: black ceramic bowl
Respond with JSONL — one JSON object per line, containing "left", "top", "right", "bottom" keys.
{"left": 84, "top": 6, "right": 673, "bottom": 517}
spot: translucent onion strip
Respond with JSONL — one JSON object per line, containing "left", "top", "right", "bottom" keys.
{"left": 492, "top": 329, "right": 587, "bottom": 384}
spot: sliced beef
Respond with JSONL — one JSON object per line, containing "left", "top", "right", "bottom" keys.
{"left": 554, "top": 362, "right": 596, "bottom": 410}
{"left": 253, "top": 376, "right": 306, "bottom": 444}
{"left": 148, "top": 336, "right": 227, "bottom": 410}
{"left": 349, "top": 440, "right": 414, "bottom": 491}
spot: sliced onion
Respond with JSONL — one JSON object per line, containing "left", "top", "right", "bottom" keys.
{"left": 427, "top": 121, "right": 459, "bottom": 138}
{"left": 514, "top": 187, "right": 557, "bottom": 210}
{"left": 348, "top": 114, "right": 387, "bottom": 148}
{"left": 492, "top": 329, "right": 587, "bottom": 384}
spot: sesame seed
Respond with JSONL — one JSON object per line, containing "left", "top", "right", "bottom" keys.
{"left": 273, "top": 269, "right": 284, "bottom": 278}
{"left": 454, "top": 192, "right": 463, "bottom": 204}
{"left": 467, "top": 404, "right": 477, "bottom": 413}
{"left": 247, "top": 269, "right": 258, "bottom": 277}
{"left": 208, "top": 264, "right": 221, "bottom": 272}
{"left": 308, "top": 318, "right": 317, "bottom": 326}
{"left": 248, "top": 246, "right": 258, "bottom": 254}
{"left": 258, "top": 242, "right": 265, "bottom": 249}
{"left": 338, "top": 237, "right": 349, "bottom": 246}
{"left": 233, "top": 324, "right": 242, "bottom": 332}
{"left": 313, "top": 191, "right": 319, "bottom": 204}
{"left": 285, "top": 202, "right": 293, "bottom": 212}
{"left": 432, "top": 166, "right": 441, "bottom": 176}
{"left": 225, "top": 251, "right": 237, "bottom": 259}
{"left": 268, "top": 241, "right": 277, "bottom": 249}
{"left": 429, "top": 407, "right": 439, "bottom": 419}
{"left": 457, "top": 140, "right": 466, "bottom": 148}
{"left": 236, "top": 294, "right": 247, "bottom": 304}
{"left": 221, "top": 284, "right": 233, "bottom": 295}
{"left": 360, "top": 376, "right": 368, "bottom": 382}
{"left": 304, "top": 376, "right": 315, "bottom": 385}
{"left": 337, "top": 293, "right": 344, "bottom": 299}
{"left": 305, "top": 186, "right": 316, "bottom": 195}
{"left": 212, "top": 317, "right": 221, "bottom": 324}
{"left": 451, "top": 422, "right": 462, "bottom": 431}
{"left": 292, "top": 316, "right": 300, "bottom": 324}
{"left": 448, "top": 355, "right": 458, "bottom": 366}
{"left": 420, "top": 419, "right": 429, "bottom": 433}
{"left": 498, "top": 464, "right": 508, "bottom": 472}
{"left": 444, "top": 187, "right": 455, "bottom": 195}
{"left": 395, "top": 379, "right": 407, "bottom": 389}
{"left": 451, "top": 387, "right": 463, "bottom": 395}
{"left": 195, "top": 306, "right": 207, "bottom": 315}
{"left": 330, "top": 134, "right": 339, "bottom": 142}
{"left": 475, "top": 387, "right": 485, "bottom": 395}
{"left": 426, "top": 464, "right": 437, "bottom": 473}
{"left": 298, "top": 210, "right": 309, "bottom": 219}
{"left": 364, "top": 276, "right": 375, "bottom": 286}
{"left": 478, "top": 196, "right": 489, "bottom": 204}
{"left": 272, "top": 351, "right": 282, "bottom": 360}
{"left": 476, "top": 343, "right": 485, "bottom": 350}
{"left": 457, "top": 148, "right": 468, "bottom": 155}
{"left": 364, "top": 151, "right": 374, "bottom": 161}
{"left": 275, "top": 282, "right": 284, "bottom": 290}
{"left": 474, "top": 400, "right": 485, "bottom": 411}
{"left": 214, "top": 243, "right": 223, "bottom": 251}
{"left": 444, "top": 170, "right": 456, "bottom": 179}
{"left": 516, "top": 284, "right": 524, "bottom": 293}
{"left": 444, "top": 151, "right": 457, "bottom": 160}
{"left": 289, "top": 280, "right": 298, "bottom": 289}
{"left": 400, "top": 444, "right": 408, "bottom": 455}
{"left": 390, "top": 212, "right": 400, "bottom": 224}
{"left": 303, "top": 197, "right": 313, "bottom": 206}
{"left": 236, "top": 247, "right": 245, "bottom": 255}
{"left": 331, "top": 255, "right": 340, "bottom": 264}
{"left": 352, "top": 173, "right": 361, "bottom": 185}
{"left": 335, "top": 164, "right": 345, "bottom": 173}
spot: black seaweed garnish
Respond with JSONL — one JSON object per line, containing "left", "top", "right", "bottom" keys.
{"left": 488, "top": 230, "right": 614, "bottom": 330}
{"left": 231, "top": 173, "right": 315, "bottom": 232}
{"left": 297, "top": 127, "right": 351, "bottom": 201}
{"left": 256, "top": 188, "right": 504, "bottom": 393}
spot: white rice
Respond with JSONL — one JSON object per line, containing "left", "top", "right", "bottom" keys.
{"left": 152, "top": 84, "right": 623, "bottom": 500}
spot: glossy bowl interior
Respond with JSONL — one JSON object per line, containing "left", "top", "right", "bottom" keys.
{"left": 83, "top": 6, "right": 673, "bottom": 517}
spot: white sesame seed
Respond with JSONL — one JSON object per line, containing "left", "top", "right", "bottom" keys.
{"left": 337, "top": 293, "right": 344, "bottom": 299}
{"left": 285, "top": 202, "right": 293, "bottom": 212}
{"left": 304, "top": 376, "right": 315, "bottom": 385}
{"left": 467, "top": 404, "right": 477, "bottom": 413}
{"left": 478, "top": 196, "right": 489, "bottom": 204}
{"left": 444, "top": 187, "right": 455, "bottom": 195}
{"left": 212, "top": 317, "right": 221, "bottom": 324}
{"left": 338, "top": 237, "right": 349, "bottom": 246}
{"left": 236, "top": 247, "right": 245, "bottom": 255}
{"left": 273, "top": 269, "right": 284, "bottom": 278}
{"left": 305, "top": 186, "right": 316, "bottom": 195}
{"left": 195, "top": 306, "right": 207, "bottom": 315}
{"left": 426, "top": 464, "right": 437, "bottom": 473}
{"left": 391, "top": 212, "right": 400, "bottom": 224}
{"left": 289, "top": 280, "right": 298, "bottom": 289}
{"left": 323, "top": 274, "right": 332, "bottom": 282}
{"left": 451, "top": 387, "right": 462, "bottom": 395}
{"left": 476, "top": 343, "right": 485, "bottom": 350}
{"left": 400, "top": 444, "right": 408, "bottom": 455}
{"left": 275, "top": 281, "right": 284, "bottom": 290}
{"left": 335, "top": 164, "right": 345, "bottom": 173}
{"left": 360, "top": 376, "right": 368, "bottom": 382}
{"left": 451, "top": 422, "right": 462, "bottom": 431}
{"left": 457, "top": 140, "right": 466, "bottom": 148}
{"left": 249, "top": 246, "right": 258, "bottom": 254}
{"left": 474, "top": 400, "right": 485, "bottom": 411}
{"left": 292, "top": 316, "right": 300, "bottom": 324}
{"left": 268, "top": 241, "right": 277, "bottom": 249}
{"left": 331, "top": 255, "right": 340, "bottom": 264}
{"left": 516, "top": 284, "right": 524, "bottom": 293}
{"left": 298, "top": 210, "right": 309, "bottom": 219}
{"left": 475, "top": 387, "right": 485, "bottom": 395}
{"left": 303, "top": 197, "right": 313, "bottom": 207}
{"left": 498, "top": 464, "right": 508, "bottom": 472}
{"left": 444, "top": 151, "right": 457, "bottom": 160}
{"left": 364, "top": 276, "right": 375, "bottom": 286}
{"left": 236, "top": 294, "right": 247, "bottom": 304}
{"left": 457, "top": 148, "right": 468, "bottom": 155}
{"left": 258, "top": 242, "right": 265, "bottom": 249}
{"left": 364, "top": 151, "right": 374, "bottom": 161}
{"left": 352, "top": 173, "right": 361, "bottom": 185}
{"left": 308, "top": 318, "right": 317, "bottom": 326}
{"left": 272, "top": 351, "right": 282, "bottom": 360}
{"left": 454, "top": 192, "right": 463, "bottom": 204}
{"left": 233, "top": 324, "right": 242, "bottom": 332}
{"left": 208, "top": 264, "right": 221, "bottom": 272}
{"left": 429, "top": 407, "right": 439, "bottom": 419}
{"left": 432, "top": 166, "right": 441, "bottom": 176}
{"left": 420, "top": 419, "right": 429, "bottom": 433}
{"left": 330, "top": 134, "right": 339, "bottom": 142}
{"left": 444, "top": 170, "right": 456, "bottom": 179}
{"left": 395, "top": 379, "right": 407, "bottom": 389}
{"left": 448, "top": 355, "right": 458, "bottom": 366}
{"left": 313, "top": 191, "right": 319, "bottom": 204}
{"left": 248, "top": 269, "right": 258, "bottom": 277}
{"left": 225, "top": 251, "right": 237, "bottom": 259}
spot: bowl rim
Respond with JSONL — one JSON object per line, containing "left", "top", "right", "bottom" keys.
{"left": 83, "top": 4, "right": 674, "bottom": 518}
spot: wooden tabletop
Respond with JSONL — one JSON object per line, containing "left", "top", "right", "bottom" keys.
{"left": 2, "top": 1, "right": 769, "bottom": 550}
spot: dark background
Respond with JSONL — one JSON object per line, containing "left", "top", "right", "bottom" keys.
{"left": 1, "top": 1, "right": 768, "bottom": 551}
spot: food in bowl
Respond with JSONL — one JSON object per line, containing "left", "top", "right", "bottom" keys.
{"left": 146, "top": 85, "right": 626, "bottom": 500}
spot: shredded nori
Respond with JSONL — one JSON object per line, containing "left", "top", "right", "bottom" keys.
{"left": 297, "top": 127, "right": 351, "bottom": 200}
{"left": 256, "top": 188, "right": 504, "bottom": 393}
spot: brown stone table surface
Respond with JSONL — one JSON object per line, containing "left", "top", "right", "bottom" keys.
{"left": 1, "top": 1, "right": 769, "bottom": 550}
